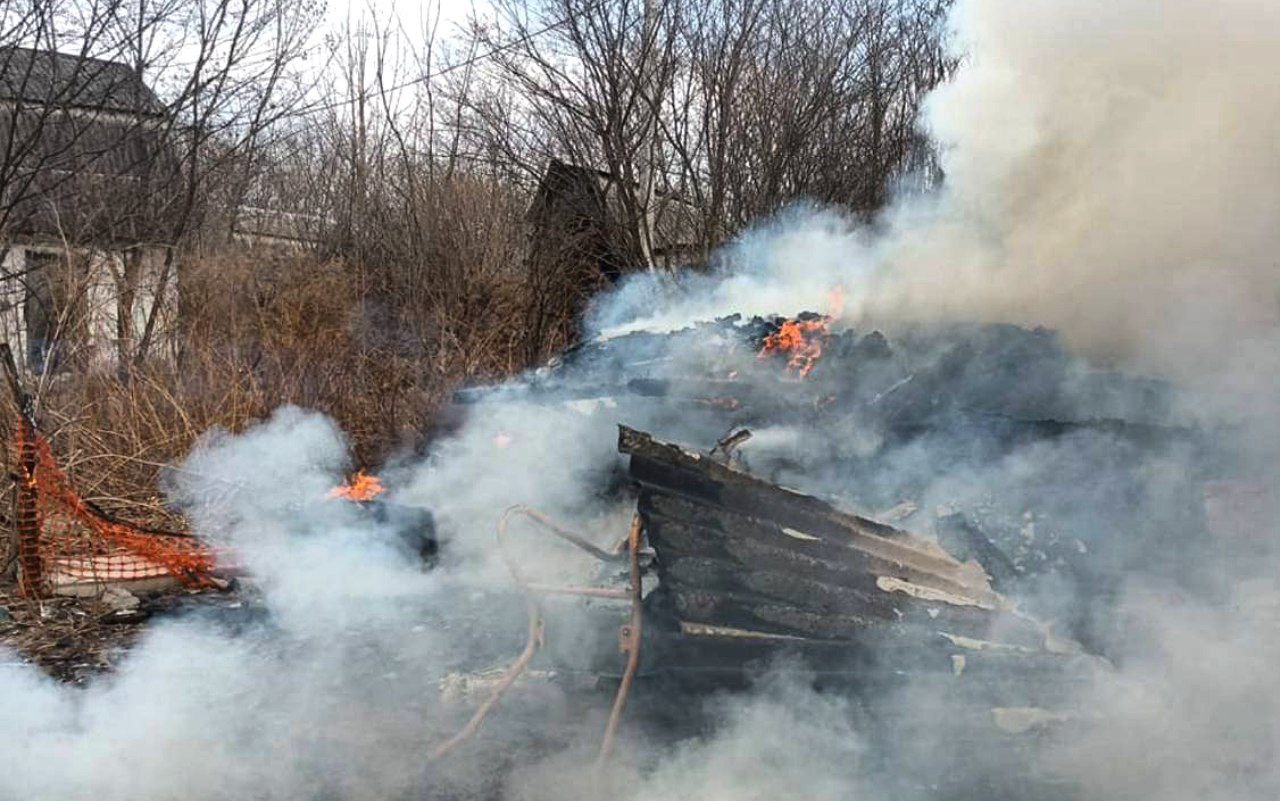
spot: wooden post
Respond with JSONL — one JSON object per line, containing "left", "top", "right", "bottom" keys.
{"left": 0, "top": 343, "right": 41, "bottom": 595}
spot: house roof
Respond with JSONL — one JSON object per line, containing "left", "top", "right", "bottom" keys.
{"left": 0, "top": 49, "right": 176, "bottom": 243}
{"left": 0, "top": 47, "right": 164, "bottom": 116}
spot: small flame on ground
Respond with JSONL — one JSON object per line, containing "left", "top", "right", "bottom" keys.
{"left": 328, "top": 470, "right": 385, "bottom": 502}
{"left": 494, "top": 432, "right": 514, "bottom": 449}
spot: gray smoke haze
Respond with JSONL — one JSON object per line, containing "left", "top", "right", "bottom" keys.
{"left": 600, "top": 0, "right": 1280, "bottom": 392}
{"left": 893, "top": 0, "right": 1280, "bottom": 367}
{"left": 3, "top": 0, "right": 1280, "bottom": 798}
{"left": 0, "top": 405, "right": 868, "bottom": 801}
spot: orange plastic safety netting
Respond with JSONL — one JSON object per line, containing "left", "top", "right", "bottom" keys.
{"left": 13, "top": 422, "right": 219, "bottom": 597}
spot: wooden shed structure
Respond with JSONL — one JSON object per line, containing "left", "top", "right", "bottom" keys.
{"left": 527, "top": 159, "right": 700, "bottom": 280}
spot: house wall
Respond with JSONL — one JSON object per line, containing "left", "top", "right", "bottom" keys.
{"left": 0, "top": 246, "right": 28, "bottom": 364}
{"left": 231, "top": 205, "right": 326, "bottom": 251}
{"left": 0, "top": 241, "right": 175, "bottom": 373}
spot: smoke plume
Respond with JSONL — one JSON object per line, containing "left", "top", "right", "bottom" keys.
{"left": 881, "top": 0, "right": 1280, "bottom": 381}
{"left": 3, "top": 0, "right": 1280, "bottom": 799}
{"left": 603, "top": 0, "right": 1280, "bottom": 390}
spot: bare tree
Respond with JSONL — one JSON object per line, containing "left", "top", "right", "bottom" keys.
{"left": 0, "top": 0, "right": 322, "bottom": 373}
{"left": 470, "top": 0, "right": 683, "bottom": 269}
{"left": 460, "top": 0, "right": 954, "bottom": 265}
{"left": 128, "top": 0, "right": 322, "bottom": 366}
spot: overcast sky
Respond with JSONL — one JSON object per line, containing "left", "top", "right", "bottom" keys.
{"left": 324, "top": 0, "right": 491, "bottom": 44}
{"left": 306, "top": 0, "right": 498, "bottom": 95}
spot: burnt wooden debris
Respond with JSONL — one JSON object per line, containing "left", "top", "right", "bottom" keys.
{"left": 448, "top": 320, "right": 1208, "bottom": 619}
{"left": 618, "top": 426, "right": 1101, "bottom": 698}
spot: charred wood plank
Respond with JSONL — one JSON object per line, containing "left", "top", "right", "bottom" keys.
{"left": 661, "top": 577, "right": 1044, "bottom": 645}
{"left": 665, "top": 586, "right": 892, "bottom": 640}
{"left": 642, "top": 492, "right": 988, "bottom": 600}
{"left": 660, "top": 554, "right": 901, "bottom": 621}
{"left": 619, "top": 427, "right": 1076, "bottom": 653}
{"left": 662, "top": 585, "right": 1044, "bottom": 644}
{"left": 645, "top": 512, "right": 891, "bottom": 596}
{"left": 620, "top": 427, "right": 999, "bottom": 608}
{"left": 936, "top": 512, "right": 1020, "bottom": 588}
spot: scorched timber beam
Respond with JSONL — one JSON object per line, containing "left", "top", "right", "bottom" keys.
{"left": 617, "top": 426, "right": 1002, "bottom": 611}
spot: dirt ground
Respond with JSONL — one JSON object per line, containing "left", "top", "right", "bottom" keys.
{"left": 0, "top": 587, "right": 222, "bottom": 684}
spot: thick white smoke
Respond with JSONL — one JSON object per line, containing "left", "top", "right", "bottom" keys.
{"left": 0, "top": 409, "right": 460, "bottom": 800}
{"left": 880, "top": 0, "right": 1280, "bottom": 382}
{"left": 3, "top": 0, "right": 1280, "bottom": 798}
{"left": 602, "top": 0, "right": 1280, "bottom": 390}
{"left": 0, "top": 408, "right": 866, "bottom": 801}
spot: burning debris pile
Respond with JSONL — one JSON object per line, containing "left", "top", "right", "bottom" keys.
{"left": 476, "top": 313, "right": 1175, "bottom": 435}
{"left": 755, "top": 312, "right": 835, "bottom": 376}
{"left": 0, "top": 309, "right": 1229, "bottom": 794}
{"left": 455, "top": 315, "right": 1204, "bottom": 654}
{"left": 410, "top": 308, "right": 1236, "bottom": 788}
{"left": 0, "top": 308, "right": 1259, "bottom": 800}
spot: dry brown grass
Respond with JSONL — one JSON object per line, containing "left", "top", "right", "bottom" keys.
{"left": 2, "top": 179, "right": 601, "bottom": 533}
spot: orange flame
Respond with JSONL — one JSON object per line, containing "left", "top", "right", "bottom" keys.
{"left": 329, "top": 470, "right": 385, "bottom": 502}
{"left": 758, "top": 316, "right": 831, "bottom": 377}
{"left": 757, "top": 285, "right": 845, "bottom": 377}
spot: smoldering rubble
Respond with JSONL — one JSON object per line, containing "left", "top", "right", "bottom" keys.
{"left": 1, "top": 186, "right": 1276, "bottom": 801}
{"left": 438, "top": 305, "right": 1277, "bottom": 799}
{"left": 2, "top": 299, "right": 1269, "bottom": 801}
{"left": 4, "top": 0, "right": 1280, "bottom": 796}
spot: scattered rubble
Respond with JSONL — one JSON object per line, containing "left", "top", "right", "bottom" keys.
{"left": 101, "top": 587, "right": 141, "bottom": 612}
{"left": 0, "top": 310, "right": 1238, "bottom": 801}
{"left": 0, "top": 586, "right": 247, "bottom": 683}
{"left": 0, "top": 589, "right": 150, "bottom": 683}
